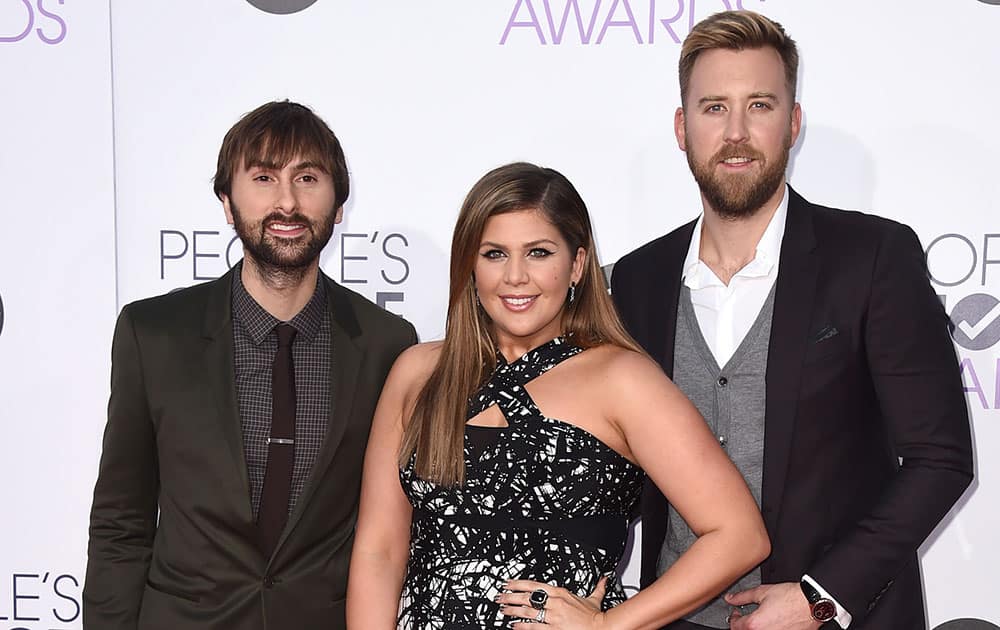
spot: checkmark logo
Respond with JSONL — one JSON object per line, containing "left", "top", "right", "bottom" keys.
{"left": 958, "top": 302, "right": 1000, "bottom": 338}
{"left": 950, "top": 293, "right": 1000, "bottom": 351}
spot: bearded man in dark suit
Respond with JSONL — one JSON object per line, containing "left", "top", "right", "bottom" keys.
{"left": 84, "top": 100, "right": 416, "bottom": 630}
{"left": 611, "top": 11, "right": 973, "bottom": 630}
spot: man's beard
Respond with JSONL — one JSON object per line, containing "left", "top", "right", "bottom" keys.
{"left": 686, "top": 132, "right": 790, "bottom": 221}
{"left": 230, "top": 203, "right": 336, "bottom": 284}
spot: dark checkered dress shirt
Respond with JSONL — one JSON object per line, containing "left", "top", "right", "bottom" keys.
{"left": 231, "top": 264, "right": 331, "bottom": 518}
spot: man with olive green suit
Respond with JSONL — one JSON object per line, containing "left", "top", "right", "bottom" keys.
{"left": 84, "top": 101, "right": 416, "bottom": 630}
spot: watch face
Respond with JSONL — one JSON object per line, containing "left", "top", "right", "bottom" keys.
{"left": 812, "top": 599, "right": 837, "bottom": 622}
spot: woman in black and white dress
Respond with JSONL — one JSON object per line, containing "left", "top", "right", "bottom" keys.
{"left": 347, "top": 163, "right": 769, "bottom": 629}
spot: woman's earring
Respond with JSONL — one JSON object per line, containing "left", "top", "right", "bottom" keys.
{"left": 568, "top": 282, "right": 576, "bottom": 304}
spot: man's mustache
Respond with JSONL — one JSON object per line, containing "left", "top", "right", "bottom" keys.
{"left": 261, "top": 212, "right": 314, "bottom": 230}
{"left": 712, "top": 145, "right": 765, "bottom": 163}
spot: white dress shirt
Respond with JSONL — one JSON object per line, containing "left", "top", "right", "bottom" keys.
{"left": 682, "top": 187, "right": 787, "bottom": 367}
{"left": 683, "top": 184, "right": 853, "bottom": 628}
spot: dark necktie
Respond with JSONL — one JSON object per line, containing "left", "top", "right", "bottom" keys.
{"left": 258, "top": 323, "right": 297, "bottom": 556}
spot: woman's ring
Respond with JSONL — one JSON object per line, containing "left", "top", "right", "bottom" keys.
{"left": 529, "top": 588, "right": 549, "bottom": 610}
{"left": 535, "top": 608, "right": 547, "bottom": 623}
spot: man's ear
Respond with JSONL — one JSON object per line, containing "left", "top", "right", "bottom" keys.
{"left": 221, "top": 194, "right": 234, "bottom": 225}
{"left": 789, "top": 102, "right": 803, "bottom": 148}
{"left": 674, "top": 107, "right": 687, "bottom": 152}
{"left": 334, "top": 206, "right": 344, "bottom": 224}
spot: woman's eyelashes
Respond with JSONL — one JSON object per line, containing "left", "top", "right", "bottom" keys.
{"left": 479, "top": 247, "right": 555, "bottom": 260}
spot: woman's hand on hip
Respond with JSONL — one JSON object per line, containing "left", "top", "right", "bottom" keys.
{"left": 498, "top": 577, "right": 611, "bottom": 629}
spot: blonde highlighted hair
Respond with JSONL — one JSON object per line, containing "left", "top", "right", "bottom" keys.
{"left": 679, "top": 10, "right": 799, "bottom": 107}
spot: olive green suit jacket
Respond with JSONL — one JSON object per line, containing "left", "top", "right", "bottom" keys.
{"left": 84, "top": 268, "right": 416, "bottom": 630}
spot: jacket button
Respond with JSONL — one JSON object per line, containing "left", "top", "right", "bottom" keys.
{"left": 717, "top": 376, "right": 728, "bottom": 387}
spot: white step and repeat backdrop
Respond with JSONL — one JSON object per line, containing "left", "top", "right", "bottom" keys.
{"left": 1, "top": 1, "right": 998, "bottom": 628}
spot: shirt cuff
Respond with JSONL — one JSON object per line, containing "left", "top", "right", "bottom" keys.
{"left": 802, "top": 574, "right": 853, "bottom": 629}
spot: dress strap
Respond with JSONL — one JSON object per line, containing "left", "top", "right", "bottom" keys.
{"left": 468, "top": 337, "right": 583, "bottom": 419}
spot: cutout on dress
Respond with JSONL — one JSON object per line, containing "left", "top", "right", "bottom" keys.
{"left": 466, "top": 403, "right": 510, "bottom": 429}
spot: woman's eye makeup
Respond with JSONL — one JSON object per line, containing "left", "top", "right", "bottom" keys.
{"left": 478, "top": 245, "right": 556, "bottom": 259}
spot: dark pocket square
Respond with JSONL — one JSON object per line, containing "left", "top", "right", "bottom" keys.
{"left": 813, "top": 325, "right": 839, "bottom": 343}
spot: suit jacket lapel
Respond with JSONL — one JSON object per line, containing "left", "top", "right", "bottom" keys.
{"left": 277, "top": 275, "right": 363, "bottom": 546}
{"left": 200, "top": 269, "right": 254, "bottom": 521}
{"left": 762, "top": 187, "right": 819, "bottom": 535}
{"left": 655, "top": 221, "right": 695, "bottom": 378}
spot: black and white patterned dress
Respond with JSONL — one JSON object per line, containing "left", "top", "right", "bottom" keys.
{"left": 398, "top": 337, "right": 644, "bottom": 629}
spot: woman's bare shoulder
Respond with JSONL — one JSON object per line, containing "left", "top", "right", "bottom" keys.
{"left": 580, "top": 343, "right": 661, "bottom": 377}
{"left": 390, "top": 341, "right": 443, "bottom": 387}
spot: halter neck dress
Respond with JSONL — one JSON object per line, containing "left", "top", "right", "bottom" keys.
{"left": 397, "top": 338, "right": 643, "bottom": 629}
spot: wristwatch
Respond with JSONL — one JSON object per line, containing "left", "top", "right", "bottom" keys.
{"left": 800, "top": 579, "right": 837, "bottom": 623}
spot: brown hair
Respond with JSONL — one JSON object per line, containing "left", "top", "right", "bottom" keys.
{"left": 679, "top": 10, "right": 798, "bottom": 107}
{"left": 398, "top": 162, "right": 643, "bottom": 485}
{"left": 213, "top": 100, "right": 349, "bottom": 209}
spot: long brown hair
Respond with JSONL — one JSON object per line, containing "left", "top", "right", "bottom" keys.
{"left": 398, "top": 162, "right": 642, "bottom": 485}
